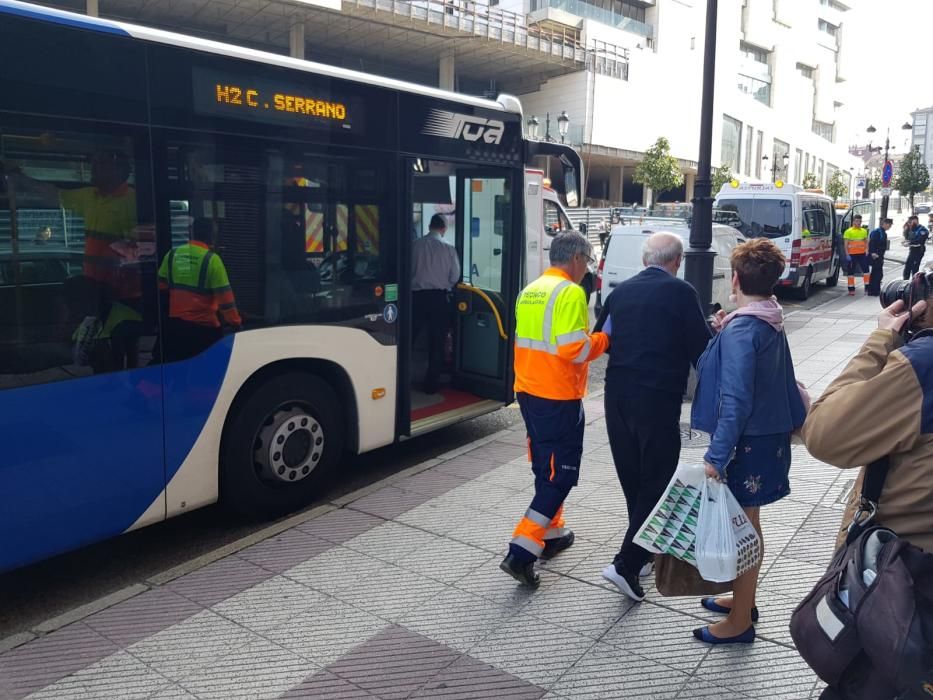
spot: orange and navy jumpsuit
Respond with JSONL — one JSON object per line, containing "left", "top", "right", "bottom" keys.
{"left": 509, "top": 268, "right": 609, "bottom": 563}
{"left": 843, "top": 225, "right": 870, "bottom": 293}
{"left": 158, "top": 241, "right": 241, "bottom": 360}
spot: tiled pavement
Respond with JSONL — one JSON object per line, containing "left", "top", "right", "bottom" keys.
{"left": 0, "top": 293, "right": 884, "bottom": 699}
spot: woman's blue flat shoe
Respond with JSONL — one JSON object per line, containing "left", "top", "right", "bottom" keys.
{"left": 692, "top": 625, "right": 756, "bottom": 645}
{"left": 700, "top": 597, "right": 759, "bottom": 622}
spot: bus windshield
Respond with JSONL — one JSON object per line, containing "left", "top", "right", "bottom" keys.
{"left": 715, "top": 198, "right": 792, "bottom": 239}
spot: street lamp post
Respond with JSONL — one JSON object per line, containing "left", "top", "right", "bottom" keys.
{"left": 526, "top": 115, "right": 539, "bottom": 140}
{"left": 868, "top": 122, "right": 913, "bottom": 222}
{"left": 557, "top": 111, "right": 570, "bottom": 144}
{"left": 685, "top": 0, "right": 718, "bottom": 314}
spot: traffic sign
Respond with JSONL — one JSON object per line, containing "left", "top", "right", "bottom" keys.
{"left": 881, "top": 187, "right": 892, "bottom": 196}
{"left": 882, "top": 160, "right": 894, "bottom": 186}
{"left": 856, "top": 177, "right": 866, "bottom": 189}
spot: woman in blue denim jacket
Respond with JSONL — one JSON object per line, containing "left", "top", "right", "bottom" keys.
{"left": 690, "top": 238, "right": 807, "bottom": 645}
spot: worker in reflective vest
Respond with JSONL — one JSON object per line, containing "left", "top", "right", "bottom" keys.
{"left": 843, "top": 214, "right": 870, "bottom": 296}
{"left": 500, "top": 231, "right": 609, "bottom": 588}
{"left": 158, "top": 218, "right": 241, "bottom": 362}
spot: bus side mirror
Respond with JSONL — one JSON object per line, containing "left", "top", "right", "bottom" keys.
{"left": 563, "top": 165, "right": 579, "bottom": 208}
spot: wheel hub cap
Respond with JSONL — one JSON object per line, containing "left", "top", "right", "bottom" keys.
{"left": 257, "top": 407, "right": 324, "bottom": 484}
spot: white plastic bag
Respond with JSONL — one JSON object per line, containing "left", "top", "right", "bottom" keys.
{"left": 695, "top": 478, "right": 762, "bottom": 582}
{"left": 696, "top": 479, "right": 738, "bottom": 582}
{"left": 634, "top": 463, "right": 706, "bottom": 564}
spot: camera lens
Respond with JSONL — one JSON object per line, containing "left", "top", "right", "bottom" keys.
{"left": 880, "top": 279, "right": 911, "bottom": 308}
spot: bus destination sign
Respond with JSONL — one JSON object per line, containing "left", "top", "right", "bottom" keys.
{"left": 192, "top": 67, "right": 362, "bottom": 133}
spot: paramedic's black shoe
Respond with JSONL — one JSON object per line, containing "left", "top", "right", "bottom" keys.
{"left": 499, "top": 553, "right": 540, "bottom": 588}
{"left": 541, "top": 530, "right": 575, "bottom": 559}
{"left": 602, "top": 564, "right": 645, "bottom": 601}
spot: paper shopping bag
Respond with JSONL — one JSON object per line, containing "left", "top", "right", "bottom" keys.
{"left": 654, "top": 554, "right": 731, "bottom": 597}
{"left": 634, "top": 463, "right": 706, "bottom": 564}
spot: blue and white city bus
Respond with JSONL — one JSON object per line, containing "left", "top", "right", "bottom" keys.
{"left": 0, "top": 0, "right": 583, "bottom": 571}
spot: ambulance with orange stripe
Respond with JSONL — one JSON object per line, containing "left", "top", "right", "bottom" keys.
{"left": 714, "top": 180, "right": 873, "bottom": 300}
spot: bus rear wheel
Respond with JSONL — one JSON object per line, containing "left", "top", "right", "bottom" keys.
{"left": 221, "top": 372, "right": 344, "bottom": 519}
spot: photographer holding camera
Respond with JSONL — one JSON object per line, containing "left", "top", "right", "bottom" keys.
{"left": 804, "top": 275, "right": 933, "bottom": 552}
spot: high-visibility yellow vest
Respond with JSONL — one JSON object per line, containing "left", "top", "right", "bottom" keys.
{"left": 514, "top": 268, "right": 608, "bottom": 400}
{"left": 843, "top": 226, "right": 868, "bottom": 255}
{"left": 157, "top": 241, "right": 241, "bottom": 328}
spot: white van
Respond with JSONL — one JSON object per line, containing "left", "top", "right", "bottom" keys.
{"left": 524, "top": 168, "right": 597, "bottom": 301}
{"left": 594, "top": 222, "right": 743, "bottom": 315}
{"left": 713, "top": 181, "right": 875, "bottom": 299}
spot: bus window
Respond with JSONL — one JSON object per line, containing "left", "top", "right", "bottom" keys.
{"left": 0, "top": 123, "right": 158, "bottom": 387}
{"left": 159, "top": 136, "right": 394, "bottom": 346}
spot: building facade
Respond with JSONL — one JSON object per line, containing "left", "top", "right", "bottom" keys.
{"left": 512, "top": 0, "right": 862, "bottom": 204}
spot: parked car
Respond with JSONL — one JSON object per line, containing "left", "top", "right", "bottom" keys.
{"left": 914, "top": 204, "right": 931, "bottom": 216}
{"left": 594, "top": 222, "right": 743, "bottom": 316}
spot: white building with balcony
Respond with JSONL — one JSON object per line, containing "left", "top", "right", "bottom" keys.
{"left": 509, "top": 0, "right": 863, "bottom": 204}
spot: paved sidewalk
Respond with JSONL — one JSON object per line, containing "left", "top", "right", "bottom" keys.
{"left": 0, "top": 293, "right": 883, "bottom": 700}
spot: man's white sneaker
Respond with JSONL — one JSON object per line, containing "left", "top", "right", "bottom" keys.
{"left": 601, "top": 564, "right": 645, "bottom": 602}
{"left": 639, "top": 562, "right": 654, "bottom": 578}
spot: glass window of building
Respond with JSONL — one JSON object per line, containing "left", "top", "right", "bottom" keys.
{"left": 796, "top": 63, "right": 815, "bottom": 79}
{"left": 738, "top": 42, "right": 771, "bottom": 106}
{"left": 818, "top": 19, "right": 838, "bottom": 38}
{"left": 812, "top": 120, "right": 835, "bottom": 142}
{"left": 755, "top": 130, "right": 764, "bottom": 178}
{"left": 773, "top": 140, "right": 790, "bottom": 182}
{"left": 721, "top": 115, "right": 742, "bottom": 173}
{"left": 795, "top": 148, "right": 804, "bottom": 184}
{"left": 737, "top": 75, "right": 771, "bottom": 106}
{"left": 745, "top": 125, "right": 754, "bottom": 175}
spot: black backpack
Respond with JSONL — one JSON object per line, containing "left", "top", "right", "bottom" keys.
{"left": 789, "top": 458, "right": 933, "bottom": 699}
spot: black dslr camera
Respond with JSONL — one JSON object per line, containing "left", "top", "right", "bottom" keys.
{"left": 880, "top": 271, "right": 933, "bottom": 339}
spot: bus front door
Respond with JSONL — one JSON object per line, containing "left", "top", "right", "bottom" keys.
{"left": 452, "top": 172, "right": 520, "bottom": 403}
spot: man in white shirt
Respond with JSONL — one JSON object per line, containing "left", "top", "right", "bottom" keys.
{"left": 411, "top": 214, "right": 461, "bottom": 394}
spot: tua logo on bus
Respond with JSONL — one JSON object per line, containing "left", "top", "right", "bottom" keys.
{"left": 421, "top": 109, "right": 505, "bottom": 145}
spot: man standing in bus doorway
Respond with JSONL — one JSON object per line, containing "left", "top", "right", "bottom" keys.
{"left": 158, "top": 218, "right": 242, "bottom": 362}
{"left": 411, "top": 214, "right": 460, "bottom": 395}
{"left": 866, "top": 218, "right": 893, "bottom": 296}
{"left": 843, "top": 214, "right": 871, "bottom": 296}
{"left": 500, "top": 231, "right": 609, "bottom": 588}
{"left": 903, "top": 215, "right": 930, "bottom": 280}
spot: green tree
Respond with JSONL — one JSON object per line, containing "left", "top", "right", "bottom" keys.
{"left": 895, "top": 146, "right": 931, "bottom": 212}
{"left": 711, "top": 164, "right": 734, "bottom": 194}
{"left": 633, "top": 137, "right": 684, "bottom": 209}
{"left": 866, "top": 172, "right": 883, "bottom": 198}
{"left": 802, "top": 172, "right": 819, "bottom": 189}
{"left": 826, "top": 171, "right": 849, "bottom": 201}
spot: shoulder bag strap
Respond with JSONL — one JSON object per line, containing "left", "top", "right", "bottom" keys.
{"left": 846, "top": 456, "right": 891, "bottom": 544}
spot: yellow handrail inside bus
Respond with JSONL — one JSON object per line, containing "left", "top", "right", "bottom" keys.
{"left": 456, "top": 283, "right": 507, "bottom": 340}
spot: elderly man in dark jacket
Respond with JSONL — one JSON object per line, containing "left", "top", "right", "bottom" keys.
{"left": 593, "top": 231, "right": 714, "bottom": 601}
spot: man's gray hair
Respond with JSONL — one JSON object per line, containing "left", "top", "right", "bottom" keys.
{"left": 549, "top": 230, "right": 592, "bottom": 266}
{"left": 642, "top": 231, "right": 684, "bottom": 268}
